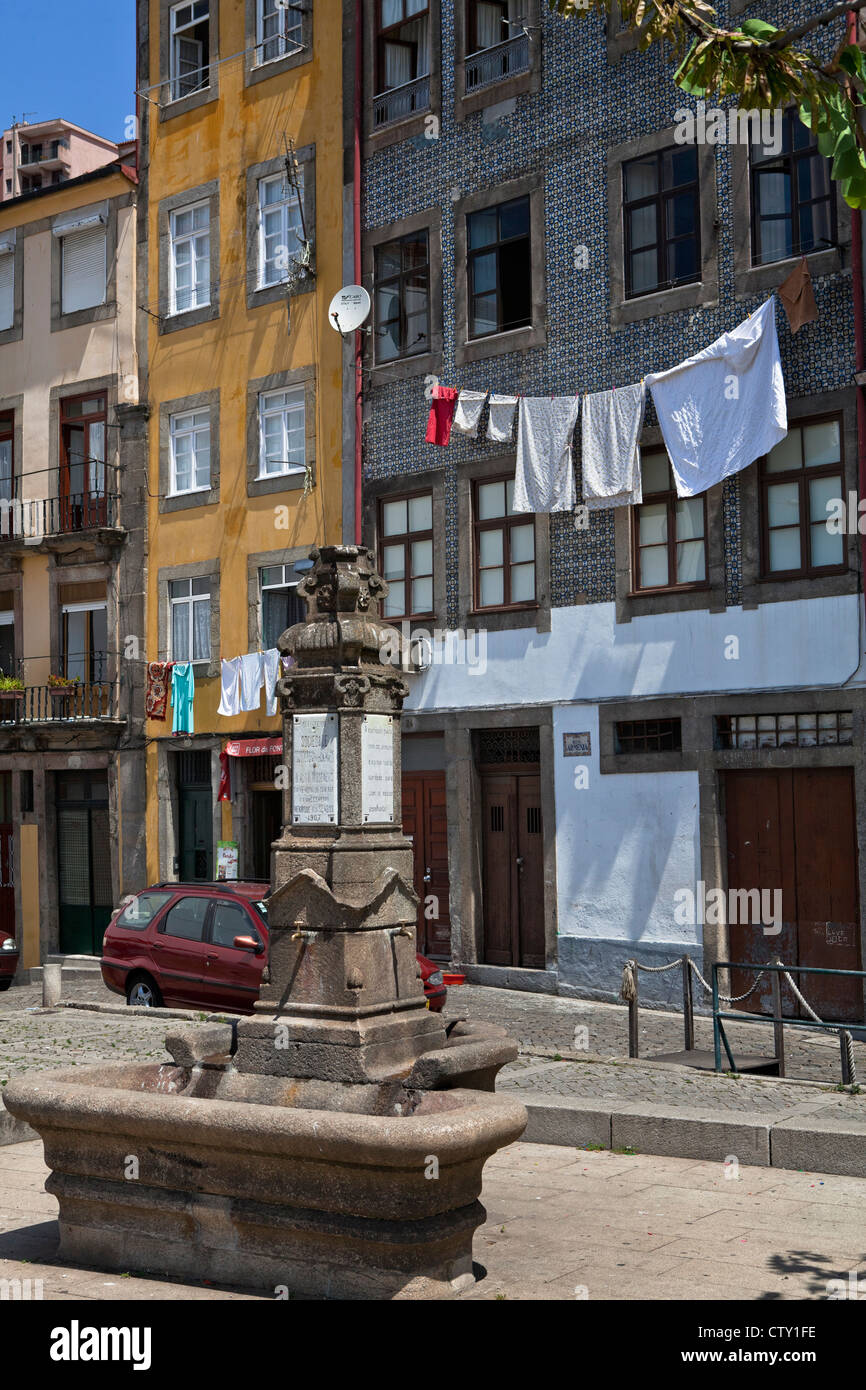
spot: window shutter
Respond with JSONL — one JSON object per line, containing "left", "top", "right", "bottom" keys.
{"left": 62, "top": 226, "right": 107, "bottom": 314}
{"left": 0, "top": 254, "right": 13, "bottom": 332}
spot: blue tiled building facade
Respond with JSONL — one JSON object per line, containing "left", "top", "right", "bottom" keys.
{"left": 350, "top": 0, "right": 866, "bottom": 1013}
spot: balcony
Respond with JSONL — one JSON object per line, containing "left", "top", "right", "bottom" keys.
{"left": 0, "top": 491, "right": 120, "bottom": 548}
{"left": 0, "top": 684, "right": 118, "bottom": 725}
{"left": 464, "top": 33, "right": 530, "bottom": 94}
{"left": 373, "top": 74, "right": 431, "bottom": 129}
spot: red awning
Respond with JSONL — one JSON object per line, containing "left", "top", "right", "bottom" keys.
{"left": 225, "top": 737, "right": 283, "bottom": 758}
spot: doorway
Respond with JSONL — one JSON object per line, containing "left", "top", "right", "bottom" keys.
{"left": 725, "top": 768, "right": 861, "bottom": 1021}
{"left": 478, "top": 727, "right": 545, "bottom": 969}
{"left": 176, "top": 751, "right": 213, "bottom": 881}
{"left": 56, "top": 770, "right": 112, "bottom": 955}
{"left": 402, "top": 771, "right": 451, "bottom": 959}
{"left": 0, "top": 773, "right": 13, "bottom": 941}
{"left": 251, "top": 789, "right": 281, "bottom": 882}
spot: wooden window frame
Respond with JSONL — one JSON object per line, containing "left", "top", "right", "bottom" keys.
{"left": 378, "top": 488, "right": 436, "bottom": 622}
{"left": 750, "top": 109, "right": 837, "bottom": 268}
{"left": 61, "top": 601, "right": 108, "bottom": 685}
{"left": 375, "top": 0, "right": 430, "bottom": 93}
{"left": 0, "top": 412, "right": 14, "bottom": 502}
{"left": 169, "top": 577, "right": 212, "bottom": 663}
{"left": 471, "top": 473, "right": 537, "bottom": 613}
{"left": 373, "top": 230, "right": 431, "bottom": 364}
{"left": 622, "top": 145, "right": 700, "bottom": 300}
{"left": 758, "top": 412, "right": 847, "bottom": 581}
{"left": 59, "top": 391, "right": 108, "bottom": 529}
{"left": 467, "top": 0, "right": 508, "bottom": 53}
{"left": 630, "top": 458, "right": 708, "bottom": 595}
{"left": 466, "top": 194, "right": 531, "bottom": 340}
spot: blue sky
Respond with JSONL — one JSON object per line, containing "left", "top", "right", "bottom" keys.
{"left": 0, "top": 0, "right": 136, "bottom": 144}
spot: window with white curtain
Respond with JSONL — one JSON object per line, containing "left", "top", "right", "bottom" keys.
{"left": 169, "top": 410, "right": 211, "bottom": 494}
{"left": 258, "top": 171, "right": 304, "bottom": 288}
{"left": 170, "top": 1, "right": 210, "bottom": 100}
{"left": 169, "top": 577, "right": 211, "bottom": 661}
{"left": 258, "top": 386, "right": 305, "bottom": 477}
{"left": 376, "top": 0, "right": 430, "bottom": 92}
{"left": 257, "top": 0, "right": 303, "bottom": 63}
{"left": 62, "top": 603, "right": 108, "bottom": 684}
{"left": 0, "top": 252, "right": 13, "bottom": 331}
{"left": 61, "top": 226, "right": 107, "bottom": 315}
{"left": 170, "top": 202, "right": 210, "bottom": 314}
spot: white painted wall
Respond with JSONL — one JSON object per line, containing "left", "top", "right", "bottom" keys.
{"left": 551, "top": 706, "right": 702, "bottom": 948}
{"left": 404, "top": 594, "right": 864, "bottom": 711}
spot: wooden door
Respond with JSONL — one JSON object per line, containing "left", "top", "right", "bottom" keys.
{"left": 179, "top": 786, "right": 212, "bottom": 881}
{"left": 481, "top": 771, "right": 545, "bottom": 968}
{"left": 726, "top": 769, "right": 861, "bottom": 1022}
{"left": 0, "top": 771, "right": 13, "bottom": 942}
{"left": 402, "top": 771, "right": 451, "bottom": 959}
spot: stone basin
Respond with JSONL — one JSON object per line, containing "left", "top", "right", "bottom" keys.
{"left": 4, "top": 1062, "right": 527, "bottom": 1300}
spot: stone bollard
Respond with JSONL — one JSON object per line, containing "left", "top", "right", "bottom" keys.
{"left": 42, "top": 963, "right": 62, "bottom": 1008}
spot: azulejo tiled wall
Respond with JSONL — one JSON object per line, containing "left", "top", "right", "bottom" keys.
{"left": 362, "top": 2, "right": 851, "bottom": 627}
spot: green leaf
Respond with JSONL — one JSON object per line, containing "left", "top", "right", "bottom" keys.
{"left": 740, "top": 19, "right": 779, "bottom": 40}
{"left": 839, "top": 44, "right": 866, "bottom": 82}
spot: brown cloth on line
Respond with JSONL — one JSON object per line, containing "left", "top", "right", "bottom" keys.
{"left": 778, "top": 258, "right": 819, "bottom": 335}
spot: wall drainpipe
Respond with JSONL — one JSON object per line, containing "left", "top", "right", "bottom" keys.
{"left": 353, "top": 0, "right": 364, "bottom": 545}
{"left": 849, "top": 11, "right": 866, "bottom": 629}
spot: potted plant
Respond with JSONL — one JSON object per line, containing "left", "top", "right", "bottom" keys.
{"left": 0, "top": 675, "right": 24, "bottom": 716}
{"left": 48, "top": 673, "right": 80, "bottom": 717}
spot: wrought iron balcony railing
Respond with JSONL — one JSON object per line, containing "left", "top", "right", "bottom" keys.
{"left": 464, "top": 34, "right": 530, "bottom": 93}
{"left": 373, "top": 74, "right": 431, "bottom": 129}
{"left": 0, "top": 491, "right": 119, "bottom": 544}
{"left": 0, "top": 683, "right": 118, "bottom": 725}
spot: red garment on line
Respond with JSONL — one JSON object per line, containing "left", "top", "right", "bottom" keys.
{"left": 218, "top": 750, "right": 231, "bottom": 803}
{"left": 425, "top": 386, "right": 459, "bottom": 446}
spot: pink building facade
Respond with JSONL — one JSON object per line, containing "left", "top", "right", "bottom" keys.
{"left": 1, "top": 120, "right": 119, "bottom": 202}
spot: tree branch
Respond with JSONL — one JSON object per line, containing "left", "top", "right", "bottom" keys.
{"left": 768, "top": 0, "right": 866, "bottom": 50}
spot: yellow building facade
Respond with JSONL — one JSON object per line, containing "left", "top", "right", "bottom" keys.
{"left": 137, "top": 0, "right": 344, "bottom": 884}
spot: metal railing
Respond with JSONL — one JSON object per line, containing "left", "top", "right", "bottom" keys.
{"left": 464, "top": 33, "right": 530, "bottom": 93}
{"left": 373, "top": 74, "right": 431, "bottom": 128}
{"left": 0, "top": 491, "right": 119, "bottom": 543}
{"left": 0, "top": 683, "right": 117, "bottom": 724}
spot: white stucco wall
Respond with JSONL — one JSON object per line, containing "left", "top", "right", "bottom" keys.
{"left": 405, "top": 593, "right": 864, "bottom": 712}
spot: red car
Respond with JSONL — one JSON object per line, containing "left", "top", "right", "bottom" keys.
{"left": 101, "top": 882, "right": 446, "bottom": 1014}
{"left": 0, "top": 929, "right": 18, "bottom": 992}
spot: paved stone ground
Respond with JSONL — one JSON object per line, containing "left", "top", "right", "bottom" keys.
{"left": 2, "top": 1138, "right": 865, "bottom": 1301}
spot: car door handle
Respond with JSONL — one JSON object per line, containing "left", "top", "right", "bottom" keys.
{"left": 152, "top": 942, "right": 164, "bottom": 952}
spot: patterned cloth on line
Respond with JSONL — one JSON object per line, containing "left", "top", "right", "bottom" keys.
{"left": 146, "top": 661, "right": 172, "bottom": 722}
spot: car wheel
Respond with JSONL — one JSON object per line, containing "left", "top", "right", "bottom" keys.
{"left": 0, "top": 979, "right": 11, "bottom": 992}
{"left": 126, "top": 976, "right": 162, "bottom": 1008}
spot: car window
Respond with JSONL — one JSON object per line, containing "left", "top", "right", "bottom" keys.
{"left": 162, "top": 896, "right": 210, "bottom": 942}
{"left": 254, "top": 899, "right": 268, "bottom": 922}
{"left": 115, "top": 892, "right": 174, "bottom": 930}
{"left": 211, "top": 902, "right": 259, "bottom": 949}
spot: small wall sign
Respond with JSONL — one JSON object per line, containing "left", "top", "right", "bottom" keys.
{"left": 216, "top": 841, "right": 239, "bottom": 881}
{"left": 563, "top": 732, "right": 591, "bottom": 757}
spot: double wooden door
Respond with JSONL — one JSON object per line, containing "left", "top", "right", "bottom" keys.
{"left": 403, "top": 772, "right": 451, "bottom": 959}
{"left": 481, "top": 771, "right": 545, "bottom": 968}
{"left": 726, "top": 768, "right": 861, "bottom": 1021}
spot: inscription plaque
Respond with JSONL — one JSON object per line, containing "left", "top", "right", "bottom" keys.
{"left": 292, "top": 713, "right": 338, "bottom": 824}
{"left": 362, "top": 714, "right": 394, "bottom": 824}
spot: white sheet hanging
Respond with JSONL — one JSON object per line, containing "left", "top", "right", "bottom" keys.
{"left": 262, "top": 648, "right": 280, "bottom": 718}
{"left": 217, "top": 657, "right": 241, "bottom": 717}
{"left": 239, "top": 652, "right": 265, "bottom": 713}
{"left": 513, "top": 396, "right": 580, "bottom": 514}
{"left": 582, "top": 383, "right": 646, "bottom": 510}
{"left": 486, "top": 393, "right": 518, "bottom": 443}
{"left": 645, "top": 298, "right": 786, "bottom": 498}
{"left": 452, "top": 389, "right": 487, "bottom": 436}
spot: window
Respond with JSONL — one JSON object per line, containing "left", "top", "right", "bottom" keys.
{"left": 0, "top": 613, "right": 13, "bottom": 678}
{"left": 0, "top": 250, "right": 12, "bottom": 331}
{"left": 162, "top": 895, "right": 210, "bottom": 941}
{"left": 716, "top": 711, "right": 853, "bottom": 751}
{"left": 0, "top": 413, "right": 13, "bottom": 502}
{"left": 169, "top": 409, "right": 211, "bottom": 494}
{"left": 62, "top": 603, "right": 108, "bottom": 683}
{"left": 623, "top": 146, "right": 699, "bottom": 298}
{"left": 257, "top": 0, "right": 303, "bottom": 63}
{"left": 116, "top": 891, "right": 174, "bottom": 930}
{"left": 258, "top": 386, "right": 305, "bottom": 477}
{"left": 60, "top": 394, "right": 107, "bottom": 531}
{"left": 468, "top": 0, "right": 508, "bottom": 50}
{"left": 374, "top": 231, "right": 429, "bottom": 362}
{"left": 374, "top": 0, "right": 431, "bottom": 126}
{"left": 615, "top": 719, "right": 682, "bottom": 753}
{"left": 465, "top": 0, "right": 529, "bottom": 93}
{"left": 760, "top": 417, "right": 845, "bottom": 577}
{"left": 751, "top": 110, "right": 835, "bottom": 266}
{"left": 632, "top": 450, "right": 706, "bottom": 591}
{"left": 257, "top": 170, "right": 303, "bottom": 288}
{"left": 170, "top": 577, "right": 211, "bottom": 661}
{"left": 472, "top": 476, "right": 535, "bottom": 609}
{"left": 379, "top": 492, "right": 434, "bottom": 619}
{"left": 170, "top": 1, "right": 210, "bottom": 101}
{"left": 211, "top": 901, "right": 257, "bottom": 948}
{"left": 467, "top": 196, "right": 530, "bottom": 338}
{"left": 60, "top": 224, "right": 107, "bottom": 314}
{"left": 260, "top": 565, "right": 304, "bottom": 648}
{"left": 170, "top": 202, "right": 210, "bottom": 314}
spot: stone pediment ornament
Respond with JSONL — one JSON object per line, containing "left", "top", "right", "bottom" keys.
{"left": 267, "top": 865, "right": 420, "bottom": 932}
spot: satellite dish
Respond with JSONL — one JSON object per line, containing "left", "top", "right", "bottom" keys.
{"left": 328, "top": 285, "right": 372, "bottom": 335}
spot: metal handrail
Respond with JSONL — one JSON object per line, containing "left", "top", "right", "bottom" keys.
{"left": 465, "top": 33, "right": 530, "bottom": 93}
{"left": 373, "top": 73, "right": 431, "bottom": 128}
{"left": 0, "top": 683, "right": 117, "bottom": 724}
{"left": 0, "top": 490, "right": 119, "bottom": 543}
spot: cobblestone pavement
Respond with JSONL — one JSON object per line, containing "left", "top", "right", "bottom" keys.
{"left": 3, "top": 1138, "right": 865, "bottom": 1301}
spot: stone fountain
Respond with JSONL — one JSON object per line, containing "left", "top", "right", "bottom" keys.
{"left": 5, "top": 546, "right": 526, "bottom": 1299}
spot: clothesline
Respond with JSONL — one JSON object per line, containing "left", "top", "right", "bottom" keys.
{"left": 144, "top": 649, "right": 294, "bottom": 734}
{"left": 425, "top": 293, "right": 795, "bottom": 512}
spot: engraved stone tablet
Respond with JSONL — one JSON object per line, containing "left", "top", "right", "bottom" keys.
{"left": 292, "top": 713, "right": 338, "bottom": 824}
{"left": 362, "top": 713, "right": 394, "bottom": 824}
